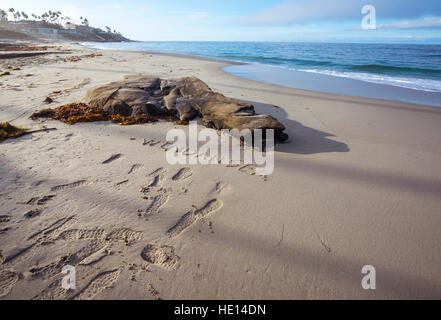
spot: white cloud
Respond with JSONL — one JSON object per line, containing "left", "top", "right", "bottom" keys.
{"left": 240, "top": 0, "right": 441, "bottom": 26}
{"left": 377, "top": 17, "right": 441, "bottom": 29}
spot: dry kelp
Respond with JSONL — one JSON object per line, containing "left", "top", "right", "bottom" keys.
{"left": 0, "top": 122, "right": 57, "bottom": 143}
{"left": 0, "top": 122, "right": 27, "bottom": 142}
{"left": 30, "top": 103, "right": 176, "bottom": 125}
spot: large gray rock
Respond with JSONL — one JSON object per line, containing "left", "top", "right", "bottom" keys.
{"left": 84, "top": 75, "right": 287, "bottom": 140}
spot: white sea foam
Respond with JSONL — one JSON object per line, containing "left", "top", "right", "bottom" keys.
{"left": 299, "top": 68, "right": 441, "bottom": 93}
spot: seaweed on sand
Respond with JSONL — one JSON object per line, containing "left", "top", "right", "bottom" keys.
{"left": 0, "top": 122, "right": 57, "bottom": 143}
{"left": 30, "top": 103, "right": 177, "bottom": 126}
{"left": 0, "top": 122, "right": 27, "bottom": 142}
{"left": 30, "top": 103, "right": 109, "bottom": 124}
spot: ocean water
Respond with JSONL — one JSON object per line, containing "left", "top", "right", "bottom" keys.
{"left": 84, "top": 41, "right": 441, "bottom": 104}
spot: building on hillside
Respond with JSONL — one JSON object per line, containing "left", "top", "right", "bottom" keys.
{"left": 64, "top": 22, "right": 76, "bottom": 30}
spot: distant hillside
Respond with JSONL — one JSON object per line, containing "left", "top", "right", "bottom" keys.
{"left": 0, "top": 8, "right": 131, "bottom": 42}
{"left": 0, "top": 21, "right": 131, "bottom": 42}
{"left": 0, "top": 28, "right": 35, "bottom": 40}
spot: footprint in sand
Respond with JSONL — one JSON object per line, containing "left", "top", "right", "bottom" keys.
{"left": 146, "top": 168, "right": 168, "bottom": 189}
{"left": 160, "top": 141, "right": 173, "bottom": 150}
{"left": 143, "top": 139, "right": 161, "bottom": 147}
{"left": 79, "top": 246, "right": 112, "bottom": 266}
{"left": 148, "top": 167, "right": 167, "bottom": 177}
{"left": 128, "top": 164, "right": 143, "bottom": 175}
{"left": 145, "top": 193, "right": 169, "bottom": 216}
{"left": 0, "top": 268, "right": 19, "bottom": 298}
{"left": 24, "top": 209, "right": 42, "bottom": 219}
{"left": 50, "top": 180, "right": 89, "bottom": 192}
{"left": 57, "top": 229, "right": 107, "bottom": 241}
{"left": 71, "top": 240, "right": 111, "bottom": 266}
{"left": 146, "top": 283, "right": 161, "bottom": 300}
{"left": 238, "top": 164, "right": 257, "bottom": 175}
{"left": 0, "top": 227, "right": 10, "bottom": 235}
{"left": 26, "top": 195, "right": 56, "bottom": 205}
{"left": 172, "top": 168, "right": 193, "bottom": 182}
{"left": 0, "top": 217, "right": 79, "bottom": 264}
{"left": 141, "top": 244, "right": 179, "bottom": 270}
{"left": 166, "top": 199, "right": 223, "bottom": 238}
{"left": 28, "top": 240, "right": 108, "bottom": 279}
{"left": 73, "top": 269, "right": 121, "bottom": 300}
{"left": 0, "top": 215, "right": 10, "bottom": 223}
{"left": 215, "top": 181, "right": 229, "bottom": 194}
{"left": 106, "top": 228, "right": 143, "bottom": 245}
{"left": 102, "top": 153, "right": 124, "bottom": 164}
{"left": 28, "top": 216, "right": 77, "bottom": 241}
{"left": 29, "top": 254, "right": 72, "bottom": 279}
{"left": 33, "top": 277, "right": 71, "bottom": 300}
{"left": 149, "top": 174, "right": 167, "bottom": 188}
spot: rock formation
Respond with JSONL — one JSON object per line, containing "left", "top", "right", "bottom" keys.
{"left": 85, "top": 75, "right": 288, "bottom": 141}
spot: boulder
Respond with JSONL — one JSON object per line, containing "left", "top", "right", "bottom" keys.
{"left": 84, "top": 75, "right": 288, "bottom": 141}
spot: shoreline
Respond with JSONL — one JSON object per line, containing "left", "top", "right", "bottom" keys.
{"left": 81, "top": 42, "right": 441, "bottom": 108}
{"left": 1, "top": 42, "right": 440, "bottom": 299}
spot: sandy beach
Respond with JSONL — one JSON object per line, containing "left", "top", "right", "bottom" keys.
{"left": 1, "top": 42, "right": 440, "bottom": 300}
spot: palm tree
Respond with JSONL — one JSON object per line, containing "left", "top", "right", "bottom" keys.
{"left": 0, "top": 9, "right": 8, "bottom": 22}
{"left": 50, "top": 11, "right": 57, "bottom": 23}
{"left": 82, "top": 17, "right": 89, "bottom": 26}
{"left": 8, "top": 8, "right": 15, "bottom": 21}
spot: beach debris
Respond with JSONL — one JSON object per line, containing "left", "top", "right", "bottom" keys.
{"left": 0, "top": 71, "right": 11, "bottom": 77}
{"left": 43, "top": 97, "right": 53, "bottom": 104}
{"left": 30, "top": 103, "right": 172, "bottom": 125}
{"left": 0, "top": 122, "right": 27, "bottom": 143}
{"left": 30, "top": 103, "right": 109, "bottom": 124}
{"left": 115, "top": 180, "right": 129, "bottom": 186}
{"left": 0, "top": 122, "right": 57, "bottom": 143}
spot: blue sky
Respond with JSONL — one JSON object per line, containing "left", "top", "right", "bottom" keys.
{"left": 2, "top": 0, "right": 441, "bottom": 43}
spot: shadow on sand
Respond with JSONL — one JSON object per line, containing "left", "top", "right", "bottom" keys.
{"left": 251, "top": 100, "right": 349, "bottom": 155}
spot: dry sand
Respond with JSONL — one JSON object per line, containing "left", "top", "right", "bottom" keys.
{"left": 0, "top": 42, "right": 440, "bottom": 300}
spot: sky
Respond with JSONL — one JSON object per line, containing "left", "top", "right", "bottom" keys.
{"left": 1, "top": 0, "right": 441, "bottom": 43}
